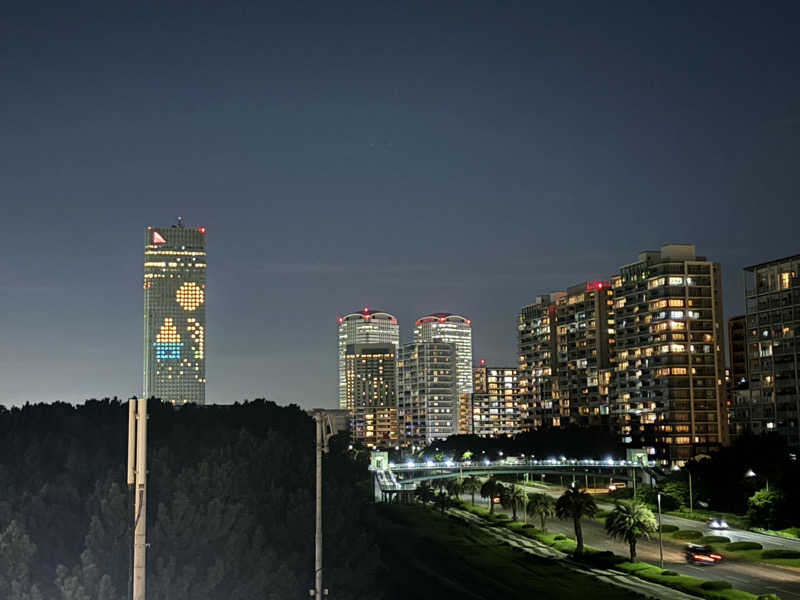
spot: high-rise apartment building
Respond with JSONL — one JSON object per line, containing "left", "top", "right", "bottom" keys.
{"left": 344, "top": 343, "right": 398, "bottom": 448}
{"left": 471, "top": 366, "right": 520, "bottom": 437}
{"left": 518, "top": 282, "right": 614, "bottom": 430}
{"left": 518, "top": 294, "right": 560, "bottom": 429}
{"left": 143, "top": 222, "right": 207, "bottom": 404}
{"left": 414, "top": 313, "right": 473, "bottom": 395}
{"left": 728, "top": 315, "right": 747, "bottom": 387}
{"left": 337, "top": 308, "right": 399, "bottom": 409}
{"left": 737, "top": 255, "right": 800, "bottom": 445}
{"left": 611, "top": 244, "right": 725, "bottom": 463}
{"left": 397, "top": 342, "right": 457, "bottom": 445}
{"left": 554, "top": 282, "right": 615, "bottom": 427}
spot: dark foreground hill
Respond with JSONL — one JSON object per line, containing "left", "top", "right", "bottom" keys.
{"left": 0, "top": 399, "right": 380, "bottom": 600}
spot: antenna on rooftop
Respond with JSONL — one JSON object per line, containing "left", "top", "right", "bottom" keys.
{"left": 176, "top": 216, "right": 183, "bottom": 228}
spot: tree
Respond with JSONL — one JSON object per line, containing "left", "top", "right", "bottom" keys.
{"left": 555, "top": 487, "right": 597, "bottom": 555}
{"left": 501, "top": 485, "right": 527, "bottom": 521}
{"left": 747, "top": 487, "right": 785, "bottom": 529}
{"left": 480, "top": 477, "right": 504, "bottom": 514}
{"left": 415, "top": 482, "right": 435, "bottom": 505}
{"left": 434, "top": 490, "right": 451, "bottom": 516}
{"left": 0, "top": 520, "right": 42, "bottom": 600}
{"left": 445, "top": 479, "right": 461, "bottom": 500}
{"left": 461, "top": 476, "right": 480, "bottom": 506}
{"left": 604, "top": 501, "right": 657, "bottom": 562}
{"left": 527, "top": 493, "right": 556, "bottom": 531}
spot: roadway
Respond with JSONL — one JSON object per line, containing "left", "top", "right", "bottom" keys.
{"left": 468, "top": 491, "right": 800, "bottom": 599}
{"left": 521, "top": 481, "right": 800, "bottom": 553}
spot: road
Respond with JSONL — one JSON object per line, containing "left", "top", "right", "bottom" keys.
{"left": 468, "top": 493, "right": 800, "bottom": 599}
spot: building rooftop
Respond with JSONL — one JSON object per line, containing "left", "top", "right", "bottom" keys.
{"left": 744, "top": 254, "right": 800, "bottom": 272}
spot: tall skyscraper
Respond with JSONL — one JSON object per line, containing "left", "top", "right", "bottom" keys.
{"left": 143, "top": 221, "right": 207, "bottom": 404}
{"left": 337, "top": 308, "right": 399, "bottom": 409}
{"left": 344, "top": 343, "right": 398, "bottom": 448}
{"left": 413, "top": 313, "right": 473, "bottom": 395}
{"left": 397, "top": 342, "right": 457, "bottom": 445}
{"left": 611, "top": 244, "right": 725, "bottom": 463}
{"left": 737, "top": 255, "right": 800, "bottom": 446}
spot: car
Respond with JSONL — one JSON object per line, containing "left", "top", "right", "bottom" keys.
{"left": 684, "top": 544, "right": 722, "bottom": 565}
{"left": 707, "top": 516, "right": 729, "bottom": 530}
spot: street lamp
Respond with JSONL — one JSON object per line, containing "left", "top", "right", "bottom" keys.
{"left": 745, "top": 468, "right": 767, "bottom": 490}
{"left": 672, "top": 463, "right": 693, "bottom": 516}
{"left": 657, "top": 492, "right": 664, "bottom": 569}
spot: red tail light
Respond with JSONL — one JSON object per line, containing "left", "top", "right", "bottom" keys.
{"left": 692, "top": 554, "right": 715, "bottom": 562}
{"left": 710, "top": 553, "right": 721, "bottom": 560}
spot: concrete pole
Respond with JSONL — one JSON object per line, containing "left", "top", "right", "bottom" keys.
{"left": 657, "top": 492, "right": 664, "bottom": 569}
{"left": 126, "top": 398, "right": 137, "bottom": 600}
{"left": 133, "top": 397, "right": 148, "bottom": 600}
{"left": 314, "top": 414, "right": 323, "bottom": 599}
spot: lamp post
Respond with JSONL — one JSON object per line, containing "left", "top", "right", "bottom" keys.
{"left": 672, "top": 463, "right": 693, "bottom": 516}
{"left": 657, "top": 492, "right": 664, "bottom": 569}
{"left": 745, "top": 468, "right": 767, "bottom": 490}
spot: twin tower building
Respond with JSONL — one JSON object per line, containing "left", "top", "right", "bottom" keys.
{"left": 338, "top": 309, "right": 474, "bottom": 447}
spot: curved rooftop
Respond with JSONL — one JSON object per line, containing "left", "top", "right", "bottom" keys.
{"left": 337, "top": 306, "right": 397, "bottom": 324}
{"left": 415, "top": 313, "right": 471, "bottom": 325}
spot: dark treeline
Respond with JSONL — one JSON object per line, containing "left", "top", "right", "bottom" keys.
{"left": 0, "top": 399, "right": 380, "bottom": 600}
{"left": 414, "top": 426, "right": 623, "bottom": 460}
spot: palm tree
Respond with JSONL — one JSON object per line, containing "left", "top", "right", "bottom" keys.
{"left": 604, "top": 501, "right": 658, "bottom": 562}
{"left": 462, "top": 475, "right": 480, "bottom": 506}
{"left": 435, "top": 490, "right": 451, "bottom": 516}
{"left": 415, "top": 481, "right": 435, "bottom": 505}
{"left": 445, "top": 478, "right": 461, "bottom": 500}
{"left": 555, "top": 487, "right": 597, "bottom": 554}
{"left": 501, "top": 484, "right": 527, "bottom": 521}
{"left": 527, "top": 493, "right": 556, "bottom": 531}
{"left": 480, "top": 476, "right": 504, "bottom": 514}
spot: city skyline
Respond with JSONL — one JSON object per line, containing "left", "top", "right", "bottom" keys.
{"left": 1, "top": 1, "right": 799, "bottom": 408}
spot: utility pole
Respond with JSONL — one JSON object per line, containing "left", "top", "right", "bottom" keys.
{"left": 309, "top": 410, "right": 336, "bottom": 600}
{"left": 657, "top": 492, "right": 664, "bottom": 569}
{"left": 128, "top": 397, "right": 148, "bottom": 600}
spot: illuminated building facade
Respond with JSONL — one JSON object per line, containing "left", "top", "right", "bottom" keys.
{"left": 518, "top": 293, "right": 560, "bottom": 429}
{"left": 471, "top": 366, "right": 520, "bottom": 437}
{"left": 457, "top": 393, "right": 473, "bottom": 434}
{"left": 518, "top": 283, "right": 614, "bottom": 431}
{"left": 337, "top": 308, "right": 399, "bottom": 409}
{"left": 738, "top": 255, "right": 800, "bottom": 446}
{"left": 344, "top": 343, "right": 398, "bottom": 448}
{"left": 413, "top": 313, "right": 473, "bottom": 395}
{"left": 397, "top": 342, "right": 457, "bottom": 445}
{"left": 553, "top": 281, "right": 615, "bottom": 428}
{"left": 143, "top": 222, "right": 207, "bottom": 404}
{"left": 611, "top": 244, "right": 725, "bottom": 463}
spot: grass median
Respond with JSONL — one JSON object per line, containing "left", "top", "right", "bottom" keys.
{"left": 454, "top": 500, "right": 780, "bottom": 600}
{"left": 368, "top": 502, "right": 644, "bottom": 600}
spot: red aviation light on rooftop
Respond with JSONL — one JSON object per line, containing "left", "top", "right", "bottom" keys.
{"left": 586, "top": 280, "right": 610, "bottom": 291}
{"left": 362, "top": 306, "right": 369, "bottom": 313}
{"left": 438, "top": 317, "right": 445, "bottom": 322}
{"left": 466, "top": 318, "right": 471, "bottom": 325}
{"left": 480, "top": 358, "right": 486, "bottom": 366}
{"left": 337, "top": 316, "right": 343, "bottom": 324}
{"left": 198, "top": 226, "right": 207, "bottom": 234}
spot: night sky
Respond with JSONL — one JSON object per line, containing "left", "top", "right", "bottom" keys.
{"left": 1, "top": 1, "right": 798, "bottom": 408}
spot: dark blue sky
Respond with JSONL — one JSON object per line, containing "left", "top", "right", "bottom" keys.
{"left": 1, "top": 1, "right": 798, "bottom": 407}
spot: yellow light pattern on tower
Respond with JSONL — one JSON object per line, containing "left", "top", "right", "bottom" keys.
{"left": 187, "top": 318, "right": 205, "bottom": 359}
{"left": 176, "top": 282, "right": 205, "bottom": 311}
{"left": 156, "top": 318, "right": 181, "bottom": 343}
